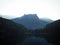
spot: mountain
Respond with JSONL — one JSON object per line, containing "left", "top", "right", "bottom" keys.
{"left": 0, "top": 17, "right": 27, "bottom": 45}
{"left": 34, "top": 19, "right": 60, "bottom": 45}
{"left": 0, "top": 15, "right": 15, "bottom": 19}
{"left": 39, "top": 18, "right": 53, "bottom": 28}
{"left": 12, "top": 14, "right": 53, "bottom": 30}
{"left": 39, "top": 18, "right": 53, "bottom": 23}
{"left": 37, "top": 19, "right": 60, "bottom": 45}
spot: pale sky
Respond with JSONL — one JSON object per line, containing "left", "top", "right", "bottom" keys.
{"left": 0, "top": 0, "right": 60, "bottom": 20}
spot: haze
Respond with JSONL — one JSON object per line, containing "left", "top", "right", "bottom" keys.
{"left": 0, "top": 0, "right": 60, "bottom": 20}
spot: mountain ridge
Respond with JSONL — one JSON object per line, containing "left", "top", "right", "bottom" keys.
{"left": 12, "top": 14, "right": 53, "bottom": 30}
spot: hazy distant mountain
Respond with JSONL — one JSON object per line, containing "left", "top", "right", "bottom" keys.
{"left": 0, "top": 15, "right": 16, "bottom": 19}
{"left": 12, "top": 14, "right": 53, "bottom": 30}
{"left": 40, "top": 18, "right": 53, "bottom": 23}
{"left": 39, "top": 18, "right": 53, "bottom": 27}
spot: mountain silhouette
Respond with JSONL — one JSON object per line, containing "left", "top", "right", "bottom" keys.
{"left": 0, "top": 17, "right": 27, "bottom": 45}
{"left": 38, "top": 19, "right": 60, "bottom": 45}
{"left": 12, "top": 14, "right": 53, "bottom": 30}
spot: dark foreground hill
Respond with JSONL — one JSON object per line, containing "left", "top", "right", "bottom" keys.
{"left": 44, "top": 19, "right": 60, "bottom": 45}
{"left": 35, "top": 19, "right": 60, "bottom": 45}
{"left": 0, "top": 17, "right": 27, "bottom": 45}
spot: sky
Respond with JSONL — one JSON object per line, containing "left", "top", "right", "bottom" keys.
{"left": 0, "top": 0, "right": 60, "bottom": 20}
